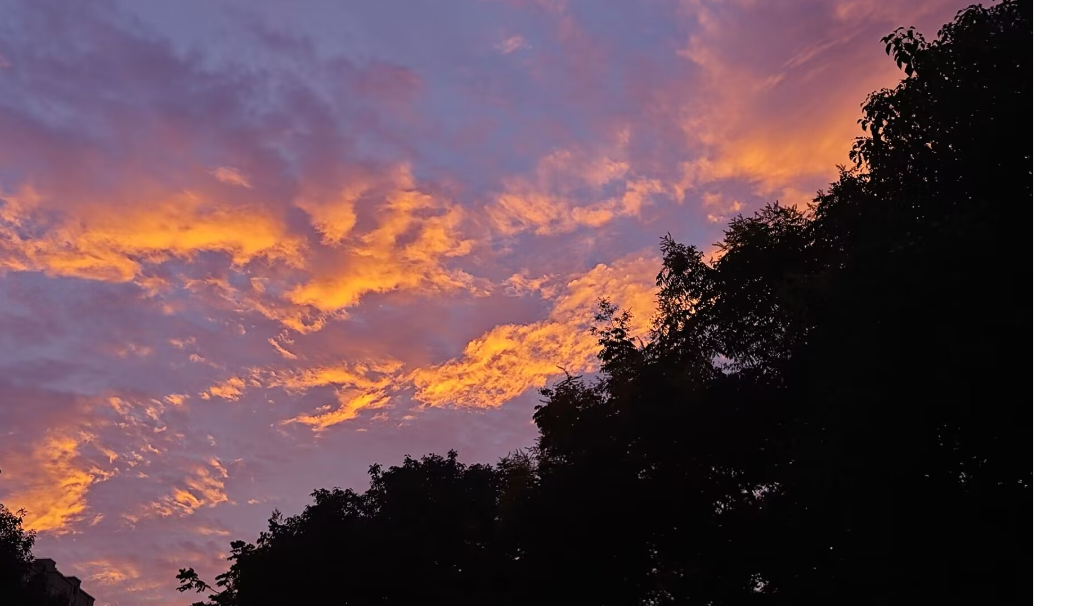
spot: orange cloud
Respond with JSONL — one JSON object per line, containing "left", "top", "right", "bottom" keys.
{"left": 285, "top": 165, "right": 478, "bottom": 316}
{"left": 1, "top": 164, "right": 485, "bottom": 335}
{"left": 3, "top": 149, "right": 658, "bottom": 345}
{"left": 164, "top": 394, "right": 188, "bottom": 406}
{"left": 268, "top": 255, "right": 658, "bottom": 428}
{"left": 273, "top": 360, "right": 403, "bottom": 431}
{"left": 200, "top": 376, "right": 246, "bottom": 401}
{"left": 410, "top": 254, "right": 658, "bottom": 408}
{"left": 671, "top": 0, "right": 926, "bottom": 204}
{"left": 0, "top": 189, "right": 303, "bottom": 282}
{"left": 287, "top": 186, "right": 477, "bottom": 313}
{"left": 409, "top": 321, "right": 595, "bottom": 408}
{"left": 294, "top": 182, "right": 367, "bottom": 245}
{"left": 0, "top": 432, "right": 114, "bottom": 533}
{"left": 134, "top": 458, "right": 230, "bottom": 520}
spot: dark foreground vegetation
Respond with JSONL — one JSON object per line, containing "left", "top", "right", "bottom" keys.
{"left": 0, "top": 2, "right": 1031, "bottom": 605}
{"left": 0, "top": 504, "right": 66, "bottom": 606}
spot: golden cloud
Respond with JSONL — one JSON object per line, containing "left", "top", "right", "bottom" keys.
{"left": 409, "top": 321, "right": 597, "bottom": 408}
{"left": 1, "top": 164, "right": 483, "bottom": 333}
{"left": 0, "top": 189, "right": 304, "bottom": 283}
{"left": 287, "top": 187, "right": 477, "bottom": 313}
{"left": 0, "top": 432, "right": 113, "bottom": 533}
{"left": 672, "top": 1, "right": 911, "bottom": 204}
{"left": 265, "top": 254, "right": 658, "bottom": 429}
{"left": 294, "top": 183, "right": 366, "bottom": 245}
{"left": 134, "top": 458, "right": 230, "bottom": 520}
{"left": 200, "top": 376, "right": 247, "bottom": 401}
{"left": 273, "top": 360, "right": 403, "bottom": 431}
{"left": 410, "top": 254, "right": 658, "bottom": 408}
{"left": 164, "top": 393, "right": 188, "bottom": 406}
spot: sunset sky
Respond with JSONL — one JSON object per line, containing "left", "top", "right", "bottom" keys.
{"left": 0, "top": 1, "right": 972, "bottom": 603}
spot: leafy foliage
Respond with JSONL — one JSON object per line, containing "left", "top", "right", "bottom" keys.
{"left": 179, "top": 2, "right": 1031, "bottom": 604}
{"left": 177, "top": 452, "right": 520, "bottom": 605}
{"left": 0, "top": 503, "right": 68, "bottom": 606}
{"left": 0, "top": 503, "right": 35, "bottom": 600}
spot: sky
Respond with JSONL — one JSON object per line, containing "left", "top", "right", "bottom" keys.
{"left": 0, "top": 0, "right": 971, "bottom": 603}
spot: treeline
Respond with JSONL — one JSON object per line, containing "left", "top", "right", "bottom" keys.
{"left": 177, "top": 2, "right": 1030, "bottom": 604}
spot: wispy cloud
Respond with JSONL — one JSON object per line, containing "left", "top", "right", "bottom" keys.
{"left": 496, "top": 34, "right": 527, "bottom": 54}
{"left": 211, "top": 166, "right": 253, "bottom": 189}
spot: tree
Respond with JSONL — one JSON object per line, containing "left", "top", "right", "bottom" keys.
{"left": 180, "top": 2, "right": 1031, "bottom": 604}
{"left": 0, "top": 503, "right": 68, "bottom": 606}
{"left": 529, "top": 1, "right": 1030, "bottom": 602}
{"left": 0, "top": 503, "right": 36, "bottom": 602}
{"left": 178, "top": 451, "right": 519, "bottom": 606}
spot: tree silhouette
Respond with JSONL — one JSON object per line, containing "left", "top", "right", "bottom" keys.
{"left": 180, "top": 1, "right": 1031, "bottom": 604}
{"left": 0, "top": 503, "right": 68, "bottom": 606}
{"left": 179, "top": 451, "right": 522, "bottom": 606}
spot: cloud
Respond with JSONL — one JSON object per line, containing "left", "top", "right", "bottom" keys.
{"left": 132, "top": 458, "right": 230, "bottom": 520}
{"left": 294, "top": 183, "right": 366, "bottom": 245}
{"left": 200, "top": 377, "right": 247, "bottom": 401}
{"left": 164, "top": 394, "right": 188, "bottom": 406}
{"left": 75, "top": 559, "right": 142, "bottom": 586}
{"left": 194, "top": 525, "right": 233, "bottom": 537}
{"left": 409, "top": 321, "right": 591, "bottom": 408}
{"left": 210, "top": 166, "right": 253, "bottom": 189}
{"left": 667, "top": 0, "right": 963, "bottom": 204}
{"left": 0, "top": 432, "right": 114, "bottom": 533}
{"left": 410, "top": 253, "right": 658, "bottom": 408}
{"left": 0, "top": 189, "right": 305, "bottom": 283}
{"left": 504, "top": 272, "right": 558, "bottom": 298}
{"left": 487, "top": 145, "right": 662, "bottom": 236}
{"left": 286, "top": 179, "right": 478, "bottom": 313}
{"left": 497, "top": 34, "right": 527, "bottom": 54}
{"left": 261, "top": 254, "right": 658, "bottom": 428}
{"left": 268, "top": 336, "right": 299, "bottom": 360}
{"left": 274, "top": 361, "right": 403, "bottom": 431}
{"left": 0, "top": 5, "right": 479, "bottom": 336}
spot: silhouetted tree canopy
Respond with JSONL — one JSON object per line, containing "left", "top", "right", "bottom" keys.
{"left": 0, "top": 503, "right": 68, "bottom": 606}
{"left": 179, "top": 2, "right": 1031, "bottom": 604}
